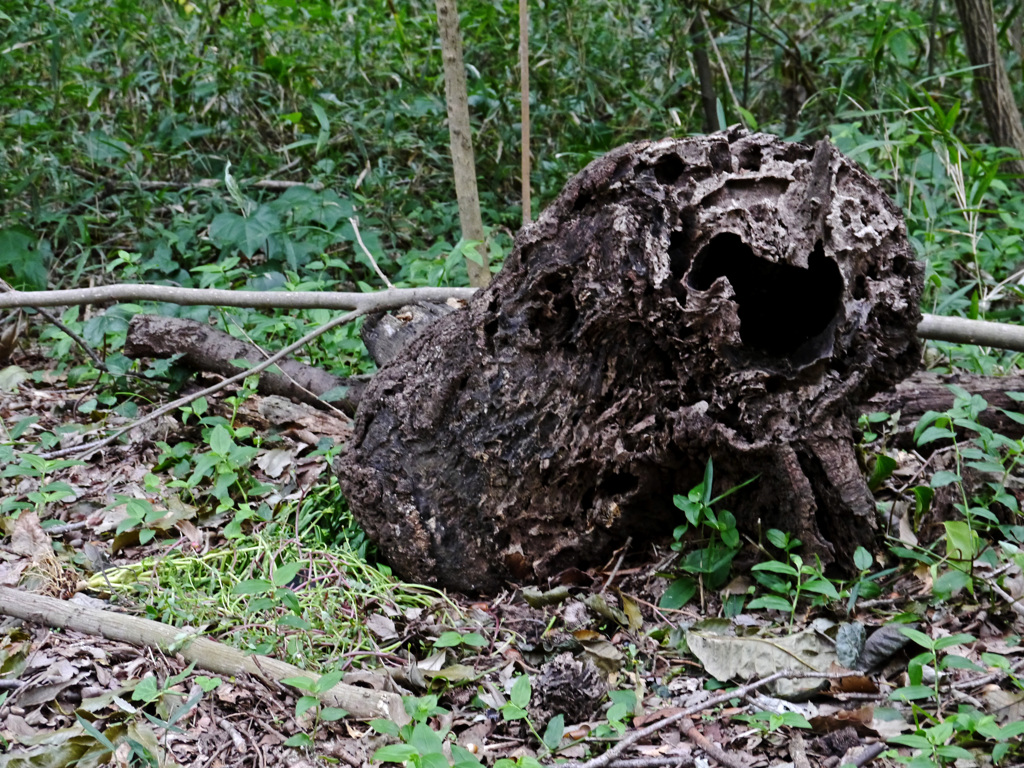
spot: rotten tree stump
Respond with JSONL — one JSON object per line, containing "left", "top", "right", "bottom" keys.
{"left": 337, "top": 130, "right": 924, "bottom": 594}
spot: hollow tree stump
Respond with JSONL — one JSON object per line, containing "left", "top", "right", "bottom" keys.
{"left": 336, "top": 130, "right": 923, "bottom": 594}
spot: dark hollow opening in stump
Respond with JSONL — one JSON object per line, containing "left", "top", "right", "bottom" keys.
{"left": 689, "top": 233, "right": 844, "bottom": 356}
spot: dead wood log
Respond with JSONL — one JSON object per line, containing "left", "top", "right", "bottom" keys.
{"left": 336, "top": 130, "right": 924, "bottom": 594}
{"left": 124, "top": 315, "right": 364, "bottom": 413}
{"left": 862, "top": 371, "right": 1024, "bottom": 449}
{"left": 0, "top": 586, "right": 407, "bottom": 722}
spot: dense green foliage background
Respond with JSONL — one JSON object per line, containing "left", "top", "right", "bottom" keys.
{"left": 2, "top": 0, "right": 1024, "bottom": 370}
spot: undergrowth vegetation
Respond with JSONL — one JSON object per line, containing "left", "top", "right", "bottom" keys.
{"left": 3, "top": 0, "right": 1024, "bottom": 766}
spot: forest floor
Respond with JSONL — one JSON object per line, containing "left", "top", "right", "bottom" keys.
{"left": 2, "top": 341, "right": 1024, "bottom": 768}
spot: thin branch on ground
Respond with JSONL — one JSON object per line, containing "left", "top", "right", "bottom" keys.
{"left": 788, "top": 733, "right": 811, "bottom": 768}
{"left": 599, "top": 537, "right": 632, "bottom": 595}
{"left": 0, "top": 585, "right": 405, "bottom": 722}
{"left": 984, "top": 576, "right": 1024, "bottom": 617}
{"left": 602, "top": 759, "right": 694, "bottom": 768}
{"left": 683, "top": 722, "right": 747, "bottom": 768}
{"left": 848, "top": 743, "right": 887, "bottom": 768}
{"left": 556, "top": 669, "right": 864, "bottom": 768}
{"left": 951, "top": 656, "right": 1024, "bottom": 689}
{"left": 38, "top": 309, "right": 366, "bottom": 460}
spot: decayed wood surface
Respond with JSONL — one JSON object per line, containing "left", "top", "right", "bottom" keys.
{"left": 337, "top": 130, "right": 924, "bottom": 593}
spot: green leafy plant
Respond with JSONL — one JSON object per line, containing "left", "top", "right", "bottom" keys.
{"left": 734, "top": 709, "right": 812, "bottom": 735}
{"left": 231, "top": 560, "right": 310, "bottom": 631}
{"left": 433, "top": 631, "right": 489, "bottom": 651}
{"left": 891, "top": 628, "right": 981, "bottom": 704}
{"left": 747, "top": 529, "right": 841, "bottom": 622}
{"left": 884, "top": 705, "right": 1024, "bottom": 768}
{"left": 846, "top": 545, "right": 887, "bottom": 611}
{"left": 660, "top": 459, "right": 758, "bottom": 609}
{"left": 589, "top": 689, "right": 636, "bottom": 739}
{"left": 280, "top": 669, "right": 348, "bottom": 749}
{"left": 911, "top": 386, "right": 1024, "bottom": 598}
{"left": 371, "top": 695, "right": 484, "bottom": 768}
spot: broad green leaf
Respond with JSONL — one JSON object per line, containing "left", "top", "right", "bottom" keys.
{"left": 232, "top": 578, "right": 272, "bottom": 596}
{"left": 373, "top": 744, "right": 420, "bottom": 763}
{"left": 750, "top": 561, "right": 798, "bottom": 577}
{"left": 930, "top": 470, "right": 961, "bottom": 488}
{"left": 943, "top": 520, "right": 979, "bottom": 562}
{"left": 209, "top": 424, "right": 234, "bottom": 456}
{"left": 801, "top": 579, "right": 840, "bottom": 598}
{"left": 510, "top": 674, "right": 531, "bottom": 709}
{"left": 890, "top": 685, "right": 936, "bottom": 701}
{"left": 370, "top": 719, "right": 400, "bottom": 737}
{"left": 272, "top": 561, "right": 304, "bottom": 588}
{"left": 409, "top": 722, "right": 444, "bottom": 756}
{"left": 315, "top": 670, "right": 345, "bottom": 692}
{"left": 746, "top": 595, "right": 793, "bottom": 612}
{"left": 933, "top": 633, "right": 976, "bottom": 650}
{"left": 897, "top": 627, "right": 934, "bottom": 648}
{"left": 853, "top": 547, "right": 873, "bottom": 571}
{"left": 542, "top": 714, "right": 564, "bottom": 751}
{"left": 295, "top": 695, "right": 318, "bottom": 718}
{"left": 452, "top": 744, "right": 486, "bottom": 768}
{"left": 659, "top": 577, "right": 696, "bottom": 609}
{"left": 434, "top": 631, "right": 464, "bottom": 648}
{"left": 280, "top": 675, "right": 315, "bottom": 691}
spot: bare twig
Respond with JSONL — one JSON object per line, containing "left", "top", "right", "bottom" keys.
{"left": 349, "top": 217, "right": 395, "bottom": 289}
{"left": 683, "top": 722, "right": 746, "bottom": 768}
{"left": 599, "top": 536, "right": 632, "bottom": 595}
{"left": 556, "top": 670, "right": 863, "bottom": 768}
{"left": 602, "top": 759, "right": 693, "bottom": 768}
{"left": 434, "top": 0, "right": 491, "bottom": 287}
{"left": 848, "top": 743, "right": 887, "bottom": 768}
{"left": 3, "top": 281, "right": 1018, "bottom": 355}
{"left": 952, "top": 656, "right": 1024, "bottom": 690}
{"left": 917, "top": 314, "right": 1024, "bottom": 353}
{"left": 788, "top": 733, "right": 811, "bottom": 768}
{"left": 43, "top": 521, "right": 89, "bottom": 536}
{"left": 985, "top": 576, "right": 1024, "bottom": 618}
{"left": 0, "top": 284, "right": 476, "bottom": 311}
{"left": 698, "top": 10, "right": 744, "bottom": 126}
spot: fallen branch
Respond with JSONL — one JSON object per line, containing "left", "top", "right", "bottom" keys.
{"left": 683, "top": 722, "right": 747, "bottom": 768}
{"left": 556, "top": 670, "right": 864, "bottom": 768}
{"left": 0, "top": 284, "right": 476, "bottom": 311}
{"left": 1, "top": 283, "right": 1022, "bottom": 352}
{"left": 39, "top": 308, "right": 366, "bottom": 460}
{"left": 0, "top": 585, "right": 407, "bottom": 723}
{"left": 917, "top": 314, "right": 1024, "bottom": 353}
{"left": 123, "top": 314, "right": 361, "bottom": 414}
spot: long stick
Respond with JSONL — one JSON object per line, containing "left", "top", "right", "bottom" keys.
{"left": 2, "top": 284, "right": 1024, "bottom": 353}
{"left": 0, "top": 284, "right": 476, "bottom": 310}
{"left": 0, "top": 586, "right": 408, "bottom": 723}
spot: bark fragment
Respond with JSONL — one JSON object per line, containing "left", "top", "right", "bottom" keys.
{"left": 337, "top": 130, "right": 924, "bottom": 594}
